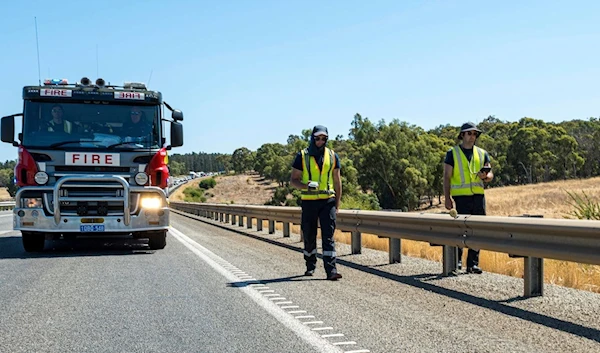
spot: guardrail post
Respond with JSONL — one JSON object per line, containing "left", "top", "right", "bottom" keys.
{"left": 351, "top": 231, "right": 362, "bottom": 254}
{"left": 268, "top": 220, "right": 275, "bottom": 234}
{"left": 238, "top": 215, "right": 244, "bottom": 227}
{"left": 219, "top": 213, "right": 224, "bottom": 222}
{"left": 257, "top": 218, "right": 263, "bottom": 231}
{"left": 442, "top": 245, "right": 458, "bottom": 276}
{"left": 225, "top": 214, "right": 230, "bottom": 223}
{"left": 247, "top": 217, "right": 253, "bottom": 229}
{"left": 389, "top": 238, "right": 401, "bottom": 263}
{"left": 524, "top": 257, "right": 544, "bottom": 297}
{"left": 231, "top": 214, "right": 237, "bottom": 225}
{"left": 511, "top": 214, "right": 544, "bottom": 297}
{"left": 283, "top": 222, "right": 290, "bottom": 237}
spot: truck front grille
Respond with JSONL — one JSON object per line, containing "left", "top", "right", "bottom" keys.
{"left": 44, "top": 177, "right": 138, "bottom": 218}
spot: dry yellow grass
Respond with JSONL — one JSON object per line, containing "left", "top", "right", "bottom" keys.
{"left": 211, "top": 175, "right": 600, "bottom": 293}
{"left": 205, "top": 173, "right": 277, "bottom": 205}
{"left": 476, "top": 177, "right": 600, "bottom": 219}
{"left": 0, "top": 187, "right": 11, "bottom": 201}
{"left": 170, "top": 173, "right": 277, "bottom": 205}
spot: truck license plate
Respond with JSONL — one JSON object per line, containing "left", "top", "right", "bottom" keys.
{"left": 80, "top": 225, "right": 105, "bottom": 232}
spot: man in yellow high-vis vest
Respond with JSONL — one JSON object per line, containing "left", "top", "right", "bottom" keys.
{"left": 290, "top": 125, "right": 343, "bottom": 281}
{"left": 46, "top": 104, "right": 72, "bottom": 133}
{"left": 443, "top": 122, "right": 494, "bottom": 274}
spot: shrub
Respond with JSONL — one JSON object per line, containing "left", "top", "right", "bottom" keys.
{"left": 199, "top": 177, "right": 216, "bottom": 190}
{"left": 183, "top": 187, "right": 207, "bottom": 203}
{"left": 340, "top": 193, "right": 381, "bottom": 211}
{"left": 566, "top": 190, "right": 600, "bottom": 220}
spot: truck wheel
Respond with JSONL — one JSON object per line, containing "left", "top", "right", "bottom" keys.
{"left": 22, "top": 231, "right": 45, "bottom": 252}
{"left": 147, "top": 231, "right": 167, "bottom": 250}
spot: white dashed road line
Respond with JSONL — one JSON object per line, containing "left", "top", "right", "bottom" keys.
{"left": 170, "top": 226, "right": 370, "bottom": 353}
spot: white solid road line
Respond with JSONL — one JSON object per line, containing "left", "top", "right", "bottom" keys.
{"left": 169, "top": 227, "right": 345, "bottom": 353}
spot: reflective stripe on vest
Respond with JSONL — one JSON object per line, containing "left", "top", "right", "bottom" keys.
{"left": 301, "top": 147, "right": 336, "bottom": 200}
{"left": 450, "top": 145, "right": 485, "bottom": 196}
{"left": 48, "top": 120, "right": 72, "bottom": 133}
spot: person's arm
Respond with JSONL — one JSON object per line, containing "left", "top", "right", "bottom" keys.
{"left": 478, "top": 152, "right": 494, "bottom": 182}
{"left": 290, "top": 168, "right": 307, "bottom": 190}
{"left": 443, "top": 163, "right": 453, "bottom": 210}
{"left": 290, "top": 152, "right": 307, "bottom": 190}
{"left": 333, "top": 168, "right": 342, "bottom": 211}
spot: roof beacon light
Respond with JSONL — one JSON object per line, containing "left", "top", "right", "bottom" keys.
{"left": 95, "top": 78, "right": 105, "bottom": 87}
{"left": 43, "top": 78, "right": 68, "bottom": 86}
{"left": 80, "top": 77, "right": 91, "bottom": 86}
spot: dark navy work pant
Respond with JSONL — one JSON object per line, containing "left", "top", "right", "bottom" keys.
{"left": 301, "top": 198, "right": 338, "bottom": 275}
{"left": 454, "top": 194, "right": 486, "bottom": 268}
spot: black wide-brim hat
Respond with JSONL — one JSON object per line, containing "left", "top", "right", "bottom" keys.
{"left": 458, "top": 122, "right": 482, "bottom": 139}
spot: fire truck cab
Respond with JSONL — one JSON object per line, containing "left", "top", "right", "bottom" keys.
{"left": 1, "top": 77, "right": 184, "bottom": 252}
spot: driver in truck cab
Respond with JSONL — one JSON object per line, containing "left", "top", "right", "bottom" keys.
{"left": 121, "top": 107, "right": 155, "bottom": 142}
{"left": 46, "top": 104, "right": 73, "bottom": 133}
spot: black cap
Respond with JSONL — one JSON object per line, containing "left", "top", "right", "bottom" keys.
{"left": 457, "top": 122, "right": 482, "bottom": 139}
{"left": 312, "top": 125, "right": 328, "bottom": 137}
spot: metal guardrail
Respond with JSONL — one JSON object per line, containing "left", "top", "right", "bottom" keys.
{"left": 169, "top": 201, "right": 600, "bottom": 297}
{"left": 0, "top": 201, "right": 15, "bottom": 211}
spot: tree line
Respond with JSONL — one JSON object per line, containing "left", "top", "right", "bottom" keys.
{"left": 0, "top": 114, "right": 597, "bottom": 209}
{"left": 168, "top": 152, "right": 231, "bottom": 176}
{"left": 229, "top": 114, "right": 600, "bottom": 211}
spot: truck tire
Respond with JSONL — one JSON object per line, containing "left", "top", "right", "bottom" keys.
{"left": 22, "top": 231, "right": 45, "bottom": 252}
{"left": 147, "top": 230, "right": 167, "bottom": 250}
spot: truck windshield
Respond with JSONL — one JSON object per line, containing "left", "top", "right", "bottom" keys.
{"left": 22, "top": 101, "right": 161, "bottom": 149}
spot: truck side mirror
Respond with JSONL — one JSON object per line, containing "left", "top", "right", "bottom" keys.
{"left": 172, "top": 110, "right": 183, "bottom": 121}
{"left": 170, "top": 121, "right": 183, "bottom": 147}
{"left": 1, "top": 116, "right": 16, "bottom": 146}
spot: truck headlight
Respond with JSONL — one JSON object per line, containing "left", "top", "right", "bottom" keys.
{"left": 23, "top": 198, "right": 43, "bottom": 208}
{"left": 135, "top": 172, "right": 149, "bottom": 185}
{"left": 34, "top": 172, "right": 49, "bottom": 185}
{"left": 140, "top": 197, "right": 162, "bottom": 210}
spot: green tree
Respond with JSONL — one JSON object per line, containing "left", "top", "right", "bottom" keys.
{"left": 231, "top": 147, "right": 255, "bottom": 173}
{"left": 168, "top": 160, "right": 187, "bottom": 176}
{"left": 0, "top": 168, "right": 17, "bottom": 197}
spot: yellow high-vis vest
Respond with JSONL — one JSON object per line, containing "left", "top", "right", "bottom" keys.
{"left": 450, "top": 145, "right": 485, "bottom": 196}
{"left": 300, "top": 147, "right": 336, "bottom": 200}
{"left": 47, "top": 120, "right": 72, "bottom": 133}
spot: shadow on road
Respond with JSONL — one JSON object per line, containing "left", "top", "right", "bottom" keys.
{"left": 227, "top": 275, "right": 329, "bottom": 288}
{"left": 0, "top": 236, "right": 155, "bottom": 259}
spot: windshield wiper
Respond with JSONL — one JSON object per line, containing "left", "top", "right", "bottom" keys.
{"left": 107, "top": 140, "right": 153, "bottom": 149}
{"left": 50, "top": 140, "right": 102, "bottom": 148}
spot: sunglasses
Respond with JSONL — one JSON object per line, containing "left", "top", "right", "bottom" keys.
{"left": 130, "top": 111, "right": 141, "bottom": 115}
{"left": 314, "top": 136, "right": 328, "bottom": 142}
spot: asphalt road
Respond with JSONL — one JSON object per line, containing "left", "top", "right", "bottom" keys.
{"left": 1, "top": 210, "right": 599, "bottom": 353}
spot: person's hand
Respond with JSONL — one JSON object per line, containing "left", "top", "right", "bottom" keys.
{"left": 445, "top": 198, "right": 453, "bottom": 210}
{"left": 478, "top": 171, "right": 488, "bottom": 180}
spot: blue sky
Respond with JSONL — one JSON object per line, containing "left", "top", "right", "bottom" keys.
{"left": 1, "top": 1, "right": 598, "bottom": 162}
